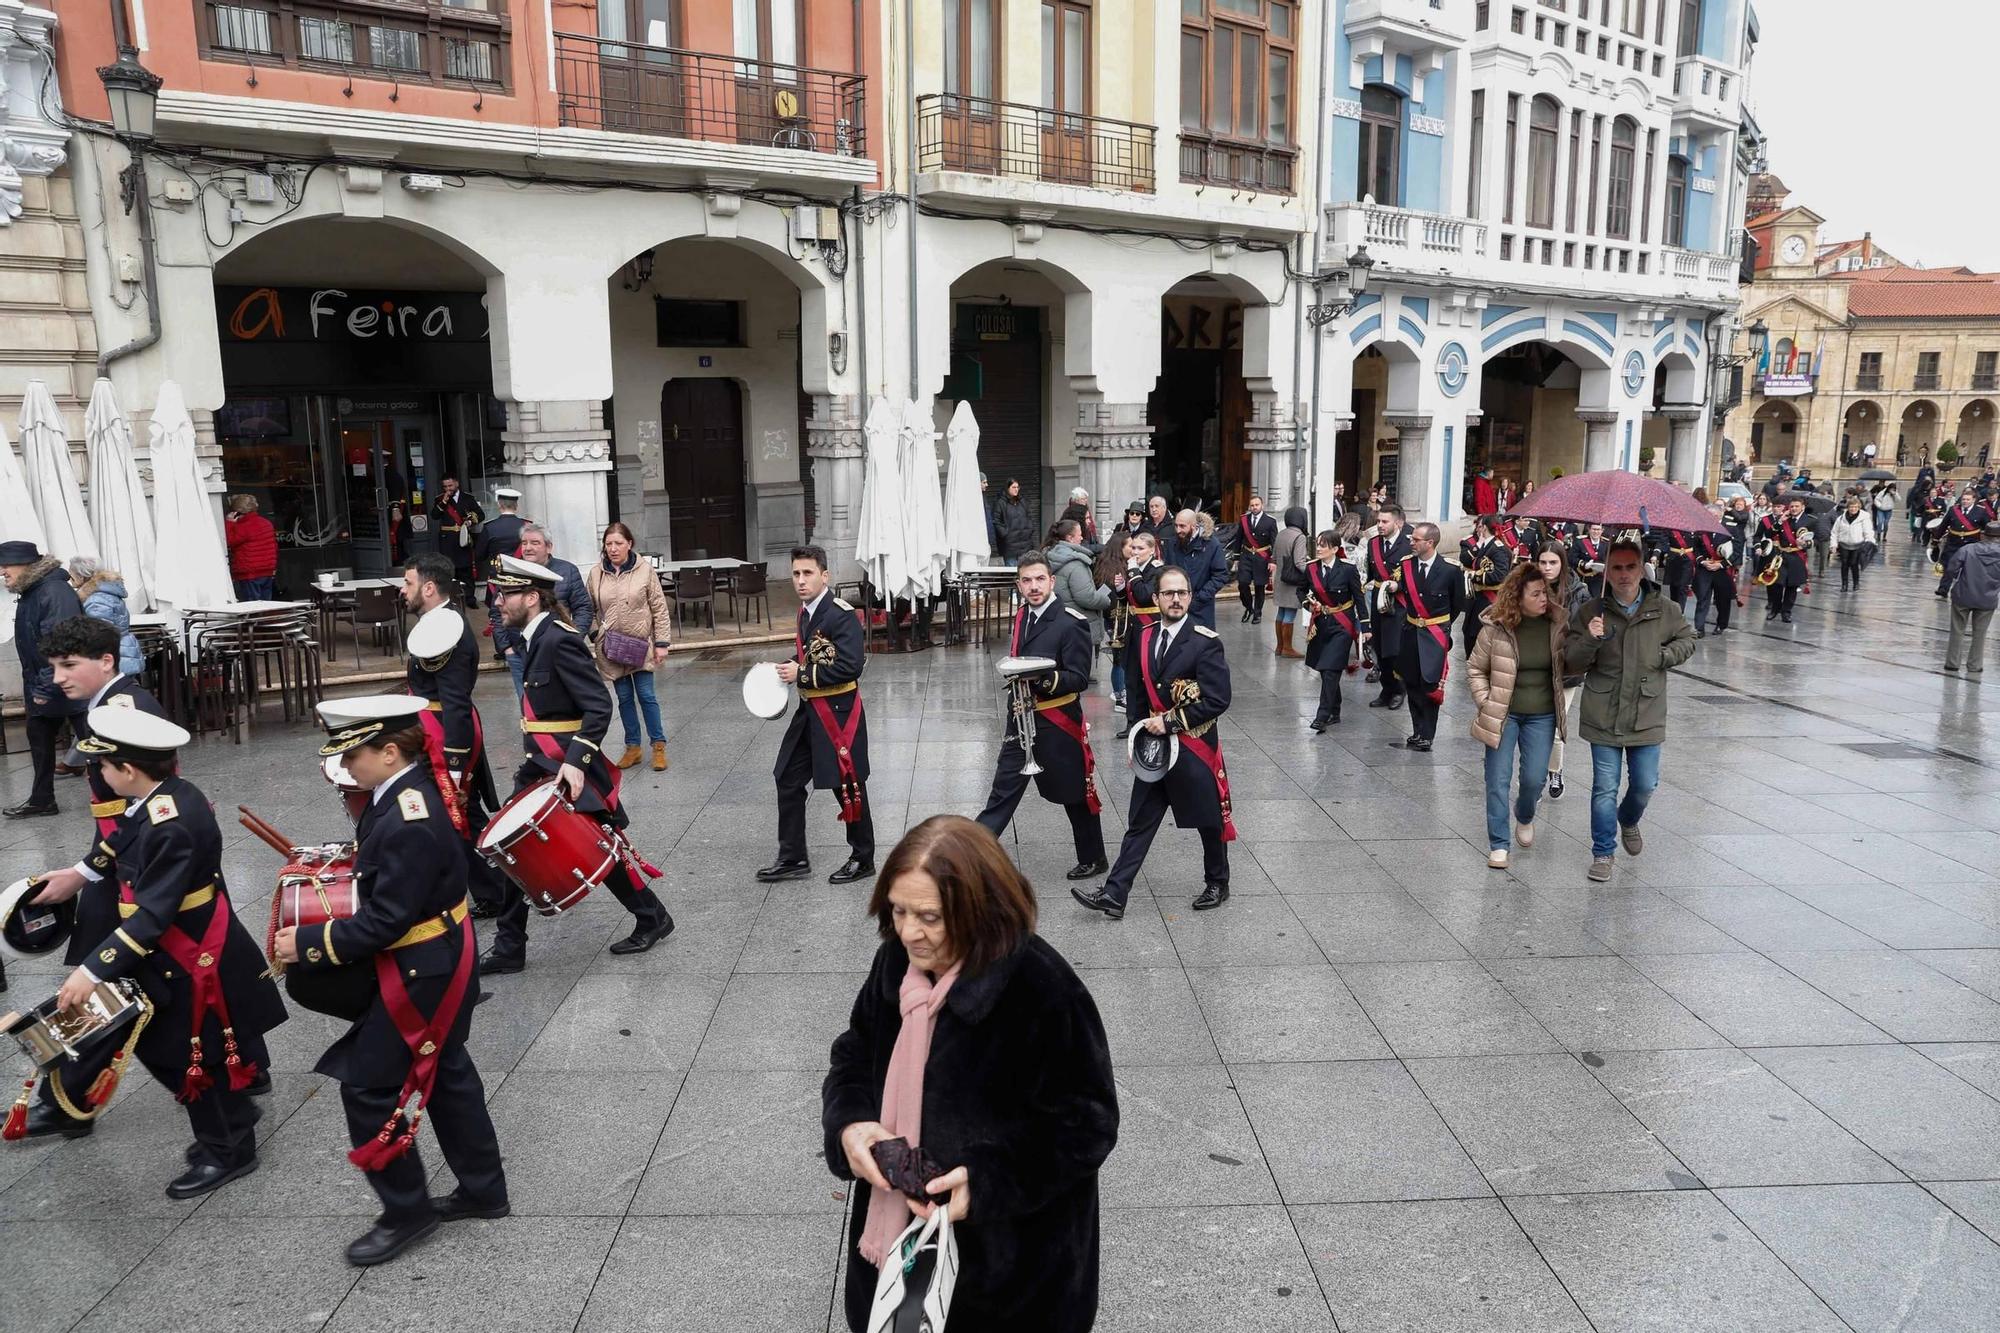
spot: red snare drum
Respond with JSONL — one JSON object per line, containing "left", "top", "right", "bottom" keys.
{"left": 266, "top": 845, "right": 370, "bottom": 1018}
{"left": 322, "top": 755, "right": 368, "bottom": 822}
{"left": 476, "top": 780, "right": 619, "bottom": 915}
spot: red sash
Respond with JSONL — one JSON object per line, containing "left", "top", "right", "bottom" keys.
{"left": 134, "top": 883, "right": 259, "bottom": 1101}
{"left": 1369, "top": 537, "right": 1395, "bottom": 583}
{"left": 414, "top": 704, "right": 481, "bottom": 839}
{"left": 1399, "top": 557, "right": 1451, "bottom": 705}
{"left": 1307, "top": 562, "right": 1359, "bottom": 641}
{"left": 348, "top": 914, "right": 478, "bottom": 1173}
{"left": 1697, "top": 534, "right": 1736, "bottom": 588}
{"left": 1036, "top": 706, "right": 1102, "bottom": 815}
{"left": 1580, "top": 538, "right": 1599, "bottom": 562}
{"left": 90, "top": 781, "right": 124, "bottom": 841}
{"left": 522, "top": 691, "right": 621, "bottom": 810}
{"left": 1950, "top": 505, "right": 1978, "bottom": 536}
{"left": 1125, "top": 573, "right": 1159, "bottom": 626}
{"left": 1136, "top": 624, "right": 1235, "bottom": 842}
{"left": 1497, "top": 526, "right": 1525, "bottom": 556}
{"left": 796, "top": 616, "right": 865, "bottom": 823}
{"left": 1778, "top": 517, "right": 1811, "bottom": 596}
{"left": 1238, "top": 514, "right": 1271, "bottom": 556}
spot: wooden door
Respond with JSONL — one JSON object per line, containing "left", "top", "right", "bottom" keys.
{"left": 661, "top": 379, "right": 746, "bottom": 559}
{"left": 1040, "top": 0, "right": 1090, "bottom": 184}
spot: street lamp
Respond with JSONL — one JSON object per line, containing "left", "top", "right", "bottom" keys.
{"left": 1307, "top": 247, "right": 1375, "bottom": 328}
{"left": 97, "top": 44, "right": 162, "bottom": 144}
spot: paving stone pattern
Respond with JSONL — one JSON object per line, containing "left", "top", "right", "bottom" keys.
{"left": 6, "top": 544, "right": 2000, "bottom": 1330}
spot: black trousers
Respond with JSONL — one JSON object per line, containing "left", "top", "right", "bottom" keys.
{"left": 342, "top": 1043, "right": 506, "bottom": 1225}
{"left": 975, "top": 744, "right": 1105, "bottom": 865}
{"left": 23, "top": 713, "right": 62, "bottom": 807}
{"left": 1838, "top": 546, "right": 1868, "bottom": 589}
{"left": 1398, "top": 639, "right": 1443, "bottom": 742}
{"left": 1693, "top": 570, "right": 1734, "bottom": 632}
{"left": 1102, "top": 779, "right": 1227, "bottom": 906}
{"left": 493, "top": 856, "right": 665, "bottom": 957}
{"left": 776, "top": 741, "right": 873, "bottom": 864}
{"left": 1238, "top": 568, "right": 1266, "bottom": 615}
{"left": 138, "top": 1048, "right": 261, "bottom": 1169}
{"left": 1315, "top": 669, "right": 1346, "bottom": 723}
{"left": 1765, "top": 582, "right": 1801, "bottom": 616}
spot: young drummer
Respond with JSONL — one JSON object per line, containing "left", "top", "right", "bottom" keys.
{"left": 274, "top": 696, "right": 509, "bottom": 1266}
{"left": 46, "top": 707, "right": 286, "bottom": 1197}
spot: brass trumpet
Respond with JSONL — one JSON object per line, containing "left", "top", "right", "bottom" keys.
{"left": 1753, "top": 536, "right": 1782, "bottom": 587}
{"left": 1106, "top": 601, "right": 1130, "bottom": 650}
{"left": 997, "top": 656, "right": 1058, "bottom": 777}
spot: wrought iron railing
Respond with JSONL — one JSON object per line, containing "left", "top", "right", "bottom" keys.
{"left": 554, "top": 32, "right": 864, "bottom": 156}
{"left": 1855, "top": 374, "right": 1883, "bottom": 391}
{"left": 200, "top": 0, "right": 507, "bottom": 87}
{"left": 1177, "top": 129, "right": 1296, "bottom": 194}
{"left": 915, "top": 93, "right": 1154, "bottom": 192}
{"left": 1914, "top": 372, "right": 1942, "bottom": 391}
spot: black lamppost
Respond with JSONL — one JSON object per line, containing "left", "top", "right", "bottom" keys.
{"left": 1307, "top": 248, "right": 1376, "bottom": 327}
{"left": 94, "top": 1, "right": 164, "bottom": 374}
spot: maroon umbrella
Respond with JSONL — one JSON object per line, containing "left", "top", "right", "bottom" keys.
{"left": 1508, "top": 472, "right": 1725, "bottom": 534}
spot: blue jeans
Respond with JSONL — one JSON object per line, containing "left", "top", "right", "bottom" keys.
{"left": 505, "top": 650, "right": 525, "bottom": 701}
{"left": 233, "top": 577, "right": 274, "bottom": 601}
{"left": 613, "top": 669, "right": 665, "bottom": 745}
{"left": 1483, "top": 713, "right": 1555, "bottom": 850}
{"left": 1110, "top": 659, "right": 1126, "bottom": 698}
{"left": 1276, "top": 606, "right": 1298, "bottom": 624}
{"left": 1589, "top": 742, "right": 1661, "bottom": 858}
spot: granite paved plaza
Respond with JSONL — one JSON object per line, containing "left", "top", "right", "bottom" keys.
{"left": 7, "top": 541, "right": 2000, "bottom": 1331}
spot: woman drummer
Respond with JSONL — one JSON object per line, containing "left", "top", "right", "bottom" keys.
{"left": 273, "top": 695, "right": 509, "bottom": 1267}
{"left": 45, "top": 707, "right": 286, "bottom": 1198}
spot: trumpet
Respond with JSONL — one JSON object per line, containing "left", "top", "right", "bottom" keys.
{"left": 1753, "top": 536, "right": 1782, "bottom": 587}
{"left": 1302, "top": 591, "right": 1324, "bottom": 643}
{"left": 1106, "top": 601, "right": 1130, "bottom": 650}
{"left": 997, "top": 655, "right": 1058, "bottom": 777}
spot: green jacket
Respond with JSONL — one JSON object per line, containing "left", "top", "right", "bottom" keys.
{"left": 1562, "top": 582, "right": 1695, "bottom": 747}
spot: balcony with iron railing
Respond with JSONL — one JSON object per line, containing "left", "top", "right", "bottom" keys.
{"left": 200, "top": 0, "right": 509, "bottom": 87}
{"left": 914, "top": 94, "right": 1154, "bottom": 193}
{"left": 1855, "top": 373, "right": 1884, "bottom": 391}
{"left": 1179, "top": 131, "right": 1297, "bottom": 194}
{"left": 1914, "top": 372, "right": 1943, "bottom": 391}
{"left": 1975, "top": 373, "right": 1999, "bottom": 391}
{"left": 553, "top": 31, "right": 865, "bottom": 157}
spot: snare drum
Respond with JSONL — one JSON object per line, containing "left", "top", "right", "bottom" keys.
{"left": 477, "top": 780, "right": 620, "bottom": 915}
{"left": 322, "top": 755, "right": 368, "bottom": 822}
{"left": 267, "top": 846, "right": 371, "bottom": 1019}
{"left": 4, "top": 979, "right": 149, "bottom": 1070}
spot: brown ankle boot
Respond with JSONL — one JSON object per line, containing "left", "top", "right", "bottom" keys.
{"left": 617, "top": 744, "right": 642, "bottom": 769}
{"left": 652, "top": 741, "right": 669, "bottom": 772}
{"left": 1276, "top": 620, "right": 1304, "bottom": 659}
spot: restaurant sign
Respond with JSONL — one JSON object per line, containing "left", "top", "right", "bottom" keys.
{"left": 218, "top": 286, "right": 490, "bottom": 342}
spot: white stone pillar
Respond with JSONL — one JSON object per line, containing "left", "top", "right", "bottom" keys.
{"left": 1665, "top": 408, "right": 1704, "bottom": 485}
{"left": 1245, "top": 393, "right": 1302, "bottom": 514}
{"left": 503, "top": 400, "right": 613, "bottom": 567}
{"left": 805, "top": 393, "right": 866, "bottom": 582}
{"left": 1509, "top": 97, "right": 1533, "bottom": 229}
{"left": 1073, "top": 398, "right": 1154, "bottom": 537}
{"left": 1386, "top": 413, "right": 1434, "bottom": 518}
{"left": 1580, "top": 409, "right": 1621, "bottom": 472}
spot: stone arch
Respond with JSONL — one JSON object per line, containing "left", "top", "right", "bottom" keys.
{"left": 1959, "top": 399, "right": 1997, "bottom": 461}
{"left": 1654, "top": 349, "right": 1701, "bottom": 406}
{"left": 615, "top": 234, "right": 838, "bottom": 395}
{"left": 213, "top": 212, "right": 503, "bottom": 284}
{"left": 1155, "top": 266, "right": 1285, "bottom": 386}
{"left": 919, "top": 253, "right": 1097, "bottom": 401}
{"left": 1903, "top": 398, "right": 1943, "bottom": 459}
{"left": 1843, "top": 399, "right": 1884, "bottom": 457}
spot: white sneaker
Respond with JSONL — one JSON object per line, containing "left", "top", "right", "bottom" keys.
{"left": 1487, "top": 848, "right": 1510, "bottom": 869}
{"left": 1516, "top": 821, "right": 1535, "bottom": 849}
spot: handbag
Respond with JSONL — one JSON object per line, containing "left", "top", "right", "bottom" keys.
{"left": 866, "top": 1208, "right": 957, "bottom": 1333}
{"left": 599, "top": 629, "right": 651, "bottom": 668}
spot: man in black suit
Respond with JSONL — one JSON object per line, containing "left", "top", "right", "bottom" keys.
{"left": 1230, "top": 495, "right": 1279, "bottom": 624}
{"left": 1072, "top": 565, "right": 1235, "bottom": 919}
{"left": 1360, "top": 506, "right": 1413, "bottom": 708}
{"left": 481, "top": 555, "right": 672, "bottom": 973}
{"left": 429, "top": 476, "right": 484, "bottom": 604}
{"left": 758, "top": 545, "right": 874, "bottom": 885}
{"left": 1395, "top": 522, "right": 1466, "bottom": 752}
{"left": 472, "top": 486, "right": 528, "bottom": 607}
{"left": 1461, "top": 516, "right": 1513, "bottom": 657}
{"left": 976, "top": 551, "right": 1106, "bottom": 878}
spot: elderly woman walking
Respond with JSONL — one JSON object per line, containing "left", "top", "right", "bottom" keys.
{"left": 585, "top": 521, "right": 673, "bottom": 771}
{"left": 69, "top": 556, "right": 145, "bottom": 675}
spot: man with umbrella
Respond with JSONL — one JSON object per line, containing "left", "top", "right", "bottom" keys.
{"left": 1756, "top": 495, "right": 1814, "bottom": 623}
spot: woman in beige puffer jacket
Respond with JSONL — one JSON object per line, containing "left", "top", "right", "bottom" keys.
{"left": 585, "top": 521, "right": 674, "bottom": 770}
{"left": 1466, "top": 563, "right": 1567, "bottom": 868}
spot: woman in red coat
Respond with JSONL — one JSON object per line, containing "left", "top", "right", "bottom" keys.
{"left": 225, "top": 494, "right": 279, "bottom": 600}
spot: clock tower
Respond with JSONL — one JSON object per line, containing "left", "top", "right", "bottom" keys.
{"left": 1753, "top": 204, "right": 1826, "bottom": 279}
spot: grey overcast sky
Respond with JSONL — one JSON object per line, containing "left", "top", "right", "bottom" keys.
{"left": 1746, "top": 0, "right": 2000, "bottom": 271}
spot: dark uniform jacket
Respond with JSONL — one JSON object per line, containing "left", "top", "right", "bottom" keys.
{"left": 431, "top": 491, "right": 484, "bottom": 565}
{"left": 1395, "top": 554, "right": 1467, "bottom": 686}
{"left": 1131, "top": 619, "right": 1231, "bottom": 831}
{"left": 1464, "top": 538, "right": 1513, "bottom": 608}
{"left": 291, "top": 765, "right": 476, "bottom": 1085}
{"left": 777, "top": 592, "right": 869, "bottom": 790}
{"left": 1756, "top": 513, "right": 1812, "bottom": 588}
{"left": 475, "top": 512, "right": 529, "bottom": 588}
{"left": 1303, "top": 558, "right": 1371, "bottom": 674}
{"left": 1118, "top": 558, "right": 1167, "bottom": 715}
{"left": 69, "top": 676, "right": 168, "bottom": 968}
{"left": 1360, "top": 530, "right": 1413, "bottom": 657}
{"left": 83, "top": 776, "right": 287, "bottom": 1069}
{"left": 517, "top": 612, "right": 622, "bottom": 825}
{"left": 1231, "top": 511, "right": 1278, "bottom": 580}
{"left": 1003, "top": 597, "right": 1095, "bottom": 808}
{"left": 408, "top": 610, "right": 500, "bottom": 811}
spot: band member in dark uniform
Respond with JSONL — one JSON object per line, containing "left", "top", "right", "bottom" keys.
{"left": 402, "top": 553, "right": 507, "bottom": 918}
{"left": 1361, "top": 505, "right": 1413, "bottom": 709}
{"left": 1231, "top": 495, "right": 1278, "bottom": 625}
{"left": 1395, "top": 523, "right": 1466, "bottom": 752}
{"left": 7, "top": 616, "right": 179, "bottom": 1142}
{"left": 1649, "top": 527, "right": 1696, "bottom": 612}
{"left": 43, "top": 707, "right": 286, "bottom": 1197}
{"left": 1302, "top": 530, "right": 1371, "bottom": 732}
{"left": 1072, "top": 566, "right": 1234, "bottom": 919}
{"left": 473, "top": 486, "right": 528, "bottom": 607}
{"left": 1113, "top": 528, "right": 1167, "bottom": 739}
{"left": 482, "top": 555, "right": 672, "bottom": 973}
{"left": 976, "top": 552, "right": 1107, "bottom": 878}
{"left": 758, "top": 545, "right": 875, "bottom": 886}
{"left": 1691, "top": 516, "right": 1737, "bottom": 638}
{"left": 430, "top": 475, "right": 485, "bottom": 603}
{"left": 275, "top": 697, "right": 509, "bottom": 1267}
{"left": 1757, "top": 497, "right": 1813, "bottom": 623}
{"left": 1936, "top": 488, "right": 1991, "bottom": 596}
{"left": 1494, "top": 513, "right": 1532, "bottom": 562}
{"left": 1461, "top": 517, "right": 1514, "bottom": 657}
{"left": 1569, "top": 523, "right": 1608, "bottom": 597}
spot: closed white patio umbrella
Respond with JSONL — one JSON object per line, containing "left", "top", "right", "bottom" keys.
{"left": 147, "top": 380, "right": 235, "bottom": 612}
{"left": 854, "top": 395, "right": 908, "bottom": 605}
{"left": 18, "top": 380, "right": 96, "bottom": 563}
{"left": 0, "top": 418, "right": 48, "bottom": 642}
{"left": 942, "top": 401, "right": 990, "bottom": 576}
{"left": 896, "top": 396, "right": 949, "bottom": 603}
{"left": 84, "top": 377, "right": 158, "bottom": 612}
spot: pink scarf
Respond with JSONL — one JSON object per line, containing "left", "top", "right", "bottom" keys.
{"left": 859, "top": 960, "right": 961, "bottom": 1267}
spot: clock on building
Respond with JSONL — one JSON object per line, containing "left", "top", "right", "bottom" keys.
{"left": 1780, "top": 235, "right": 1809, "bottom": 264}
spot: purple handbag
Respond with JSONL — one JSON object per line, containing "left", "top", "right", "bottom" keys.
{"left": 599, "top": 629, "right": 651, "bottom": 668}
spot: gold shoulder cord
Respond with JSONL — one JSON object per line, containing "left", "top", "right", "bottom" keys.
{"left": 47, "top": 995, "right": 156, "bottom": 1122}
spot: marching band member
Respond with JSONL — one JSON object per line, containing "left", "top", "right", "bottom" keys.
{"left": 1302, "top": 530, "right": 1372, "bottom": 732}
{"left": 975, "top": 551, "right": 1108, "bottom": 879}
{"left": 1461, "top": 516, "right": 1515, "bottom": 657}
{"left": 1395, "top": 523, "right": 1467, "bottom": 753}
{"left": 44, "top": 708, "right": 286, "bottom": 1196}
{"left": 1937, "top": 487, "right": 1991, "bottom": 597}
{"left": 1691, "top": 512, "right": 1737, "bottom": 638}
{"left": 482, "top": 554, "right": 672, "bottom": 974}
{"left": 758, "top": 545, "right": 875, "bottom": 886}
{"left": 1758, "top": 496, "right": 1813, "bottom": 624}
{"left": 402, "top": 553, "right": 508, "bottom": 918}
{"left": 1113, "top": 529, "right": 1168, "bottom": 740}
{"left": 275, "top": 697, "right": 509, "bottom": 1266}
{"left": 1360, "top": 505, "right": 1413, "bottom": 710}
{"left": 1569, "top": 523, "right": 1608, "bottom": 598}
{"left": 1231, "top": 494, "right": 1278, "bottom": 626}
{"left": 429, "top": 475, "right": 484, "bottom": 604}
{"left": 1071, "top": 566, "right": 1234, "bottom": 919}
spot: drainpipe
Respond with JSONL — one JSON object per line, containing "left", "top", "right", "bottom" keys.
{"left": 903, "top": 0, "right": 919, "bottom": 399}
{"left": 96, "top": 0, "right": 161, "bottom": 376}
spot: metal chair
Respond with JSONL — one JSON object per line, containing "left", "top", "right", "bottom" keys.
{"left": 726, "top": 566, "right": 771, "bottom": 630}
{"left": 673, "top": 567, "right": 715, "bottom": 632}
{"left": 347, "top": 586, "right": 403, "bottom": 659}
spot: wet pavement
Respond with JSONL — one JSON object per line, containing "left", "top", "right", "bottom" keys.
{"left": 6, "top": 536, "right": 2000, "bottom": 1332}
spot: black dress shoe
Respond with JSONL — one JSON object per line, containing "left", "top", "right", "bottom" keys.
{"left": 1240, "top": 607, "right": 1253, "bottom": 623}
{"left": 1368, "top": 695, "right": 1394, "bottom": 709}
{"left": 21, "top": 1102, "right": 93, "bottom": 1140}
{"left": 1308, "top": 717, "right": 1329, "bottom": 733}
{"left": 432, "top": 1188, "right": 511, "bottom": 1222}
{"left": 346, "top": 1214, "right": 442, "bottom": 1267}
{"left": 1404, "top": 735, "right": 1422, "bottom": 749}
{"left": 609, "top": 916, "right": 675, "bottom": 955}
{"left": 470, "top": 899, "right": 502, "bottom": 920}
{"left": 479, "top": 948, "right": 525, "bottom": 976}
{"left": 165, "top": 1155, "right": 258, "bottom": 1199}
{"left": 2, "top": 802, "right": 58, "bottom": 819}
{"left": 1065, "top": 858, "right": 1109, "bottom": 880}
{"left": 1695, "top": 629, "right": 1707, "bottom": 639}
{"left": 245, "top": 1070, "right": 272, "bottom": 1097}
{"left": 828, "top": 856, "right": 875, "bottom": 885}
{"left": 1252, "top": 612, "right": 1263, "bottom": 624}
{"left": 1781, "top": 612, "right": 1793, "bottom": 623}
{"left": 1765, "top": 609, "right": 1778, "bottom": 621}
{"left": 1409, "top": 737, "right": 1433, "bottom": 752}
{"left": 754, "top": 859, "right": 812, "bottom": 883}
{"left": 1069, "top": 886, "right": 1124, "bottom": 921}
{"left": 1114, "top": 721, "right": 1132, "bottom": 739}
{"left": 1191, "top": 882, "right": 1230, "bottom": 911}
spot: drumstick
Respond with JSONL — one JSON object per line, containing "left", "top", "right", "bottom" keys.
{"left": 240, "top": 805, "right": 294, "bottom": 848}
{"left": 237, "top": 807, "right": 296, "bottom": 857}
